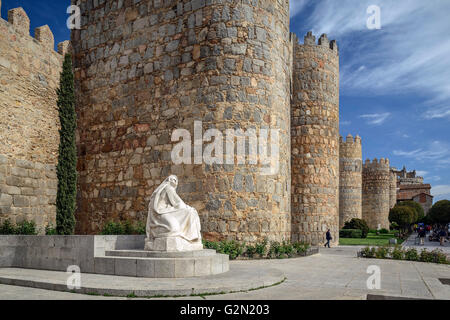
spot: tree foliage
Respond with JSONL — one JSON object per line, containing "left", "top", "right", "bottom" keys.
{"left": 55, "top": 54, "right": 77, "bottom": 235}
{"left": 398, "top": 201, "right": 424, "bottom": 223}
{"left": 389, "top": 205, "right": 415, "bottom": 231}
{"left": 428, "top": 200, "right": 450, "bottom": 225}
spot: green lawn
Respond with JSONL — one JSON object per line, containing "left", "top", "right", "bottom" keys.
{"left": 339, "top": 232, "right": 403, "bottom": 246}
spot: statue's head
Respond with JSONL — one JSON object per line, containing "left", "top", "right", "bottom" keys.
{"left": 167, "top": 175, "right": 178, "bottom": 188}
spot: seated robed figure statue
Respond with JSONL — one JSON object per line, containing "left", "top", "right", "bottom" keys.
{"left": 145, "top": 175, "right": 203, "bottom": 251}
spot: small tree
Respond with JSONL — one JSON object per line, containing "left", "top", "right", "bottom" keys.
{"left": 389, "top": 206, "right": 414, "bottom": 234}
{"left": 428, "top": 200, "right": 450, "bottom": 226}
{"left": 398, "top": 201, "right": 424, "bottom": 223}
{"left": 55, "top": 54, "right": 77, "bottom": 235}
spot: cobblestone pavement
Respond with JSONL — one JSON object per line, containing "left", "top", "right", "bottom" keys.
{"left": 0, "top": 246, "right": 449, "bottom": 300}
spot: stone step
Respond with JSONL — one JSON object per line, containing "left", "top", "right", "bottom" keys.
{"left": 93, "top": 253, "right": 229, "bottom": 278}
{"left": 104, "top": 249, "right": 216, "bottom": 258}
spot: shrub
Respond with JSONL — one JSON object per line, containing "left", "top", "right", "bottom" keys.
{"left": 45, "top": 223, "right": 58, "bottom": 235}
{"left": 391, "top": 246, "right": 404, "bottom": 260}
{"left": 0, "top": 220, "right": 37, "bottom": 235}
{"left": 134, "top": 221, "right": 146, "bottom": 235}
{"left": 219, "top": 240, "right": 245, "bottom": 260}
{"left": 379, "top": 228, "right": 389, "bottom": 234}
{"left": 101, "top": 221, "right": 125, "bottom": 235}
{"left": 430, "top": 249, "right": 449, "bottom": 264}
{"left": 375, "top": 246, "right": 391, "bottom": 259}
{"left": 282, "top": 241, "right": 295, "bottom": 258}
{"left": 245, "top": 238, "right": 268, "bottom": 257}
{"left": 404, "top": 248, "right": 419, "bottom": 261}
{"left": 293, "top": 242, "right": 309, "bottom": 254}
{"left": 203, "top": 240, "right": 220, "bottom": 251}
{"left": 360, "top": 247, "right": 376, "bottom": 258}
{"left": 340, "top": 229, "right": 363, "bottom": 238}
{"left": 419, "top": 249, "right": 434, "bottom": 263}
{"left": 255, "top": 238, "right": 268, "bottom": 256}
{"left": 343, "top": 218, "right": 369, "bottom": 238}
{"left": 245, "top": 243, "right": 257, "bottom": 258}
{"left": 100, "top": 220, "right": 146, "bottom": 235}
{"left": 268, "top": 241, "right": 282, "bottom": 258}
{"left": 0, "top": 219, "right": 16, "bottom": 235}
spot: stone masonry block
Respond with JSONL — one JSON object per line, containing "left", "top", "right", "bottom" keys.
{"left": 8, "top": 7, "right": 30, "bottom": 36}
{"left": 114, "top": 258, "right": 137, "bottom": 277}
{"left": 35, "top": 25, "right": 55, "bottom": 50}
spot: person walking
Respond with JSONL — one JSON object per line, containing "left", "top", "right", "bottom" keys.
{"left": 418, "top": 227, "right": 426, "bottom": 245}
{"left": 439, "top": 228, "right": 447, "bottom": 246}
{"left": 324, "top": 229, "right": 332, "bottom": 248}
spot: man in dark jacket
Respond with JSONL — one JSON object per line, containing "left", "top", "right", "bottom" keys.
{"left": 418, "top": 227, "right": 426, "bottom": 245}
{"left": 324, "top": 229, "right": 332, "bottom": 248}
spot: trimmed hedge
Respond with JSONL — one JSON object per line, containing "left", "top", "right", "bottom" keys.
{"left": 343, "top": 218, "right": 369, "bottom": 238}
{"left": 359, "top": 246, "right": 448, "bottom": 264}
{"left": 340, "top": 229, "right": 363, "bottom": 238}
{"left": 203, "top": 239, "right": 311, "bottom": 260}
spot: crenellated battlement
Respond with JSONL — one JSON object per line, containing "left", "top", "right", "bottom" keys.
{"left": 364, "top": 158, "right": 390, "bottom": 169}
{"left": 340, "top": 134, "right": 362, "bottom": 145}
{"left": 297, "top": 31, "right": 339, "bottom": 55}
{"left": 1, "top": 4, "right": 67, "bottom": 54}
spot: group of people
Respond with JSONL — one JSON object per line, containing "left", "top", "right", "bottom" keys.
{"left": 416, "top": 224, "right": 448, "bottom": 246}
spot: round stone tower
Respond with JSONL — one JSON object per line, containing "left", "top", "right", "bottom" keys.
{"left": 339, "top": 134, "right": 362, "bottom": 228}
{"left": 72, "top": 0, "right": 292, "bottom": 242}
{"left": 389, "top": 170, "right": 398, "bottom": 209}
{"left": 362, "top": 158, "right": 391, "bottom": 230}
{"left": 291, "top": 32, "right": 340, "bottom": 245}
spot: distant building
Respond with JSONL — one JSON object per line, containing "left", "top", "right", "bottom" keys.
{"left": 392, "top": 166, "right": 433, "bottom": 215}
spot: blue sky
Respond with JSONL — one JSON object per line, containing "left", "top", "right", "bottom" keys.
{"left": 1, "top": 1, "right": 449, "bottom": 201}
{"left": 291, "top": 0, "right": 450, "bottom": 202}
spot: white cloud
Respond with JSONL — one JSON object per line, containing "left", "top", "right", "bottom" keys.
{"left": 416, "top": 171, "right": 428, "bottom": 177}
{"left": 393, "top": 141, "right": 450, "bottom": 162}
{"left": 424, "top": 106, "right": 450, "bottom": 120}
{"left": 290, "top": 0, "right": 308, "bottom": 18}
{"left": 296, "top": 0, "right": 450, "bottom": 120}
{"left": 359, "top": 112, "right": 391, "bottom": 125}
{"left": 432, "top": 185, "right": 450, "bottom": 197}
{"left": 341, "top": 120, "right": 351, "bottom": 126}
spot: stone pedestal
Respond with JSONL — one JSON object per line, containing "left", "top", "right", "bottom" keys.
{"left": 144, "top": 237, "right": 203, "bottom": 252}
{"left": 102, "top": 249, "right": 229, "bottom": 278}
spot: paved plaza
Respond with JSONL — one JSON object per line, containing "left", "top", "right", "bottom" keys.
{"left": 0, "top": 246, "right": 449, "bottom": 300}
{"left": 402, "top": 232, "right": 450, "bottom": 256}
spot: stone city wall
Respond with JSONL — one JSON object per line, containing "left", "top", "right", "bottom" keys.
{"left": 389, "top": 170, "right": 397, "bottom": 209}
{"left": 72, "top": 0, "right": 292, "bottom": 242}
{"left": 291, "top": 32, "right": 340, "bottom": 245}
{"left": 339, "top": 134, "right": 362, "bottom": 228}
{"left": 362, "top": 158, "right": 390, "bottom": 230}
{"left": 0, "top": 154, "right": 57, "bottom": 232}
{"left": 0, "top": 4, "right": 68, "bottom": 231}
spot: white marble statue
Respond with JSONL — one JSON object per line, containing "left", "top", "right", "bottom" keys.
{"left": 144, "top": 175, "right": 203, "bottom": 252}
